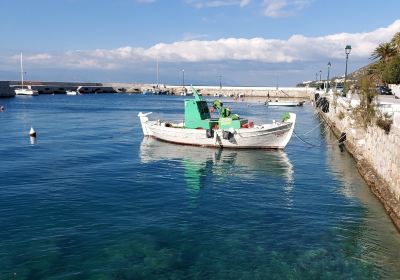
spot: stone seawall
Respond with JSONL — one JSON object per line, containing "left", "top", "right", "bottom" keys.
{"left": 0, "top": 81, "right": 15, "bottom": 97}
{"left": 316, "top": 96, "right": 400, "bottom": 230}
{"left": 167, "top": 86, "right": 313, "bottom": 98}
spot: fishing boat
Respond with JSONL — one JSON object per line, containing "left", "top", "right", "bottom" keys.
{"left": 15, "top": 53, "right": 39, "bottom": 96}
{"left": 265, "top": 100, "right": 305, "bottom": 107}
{"left": 138, "top": 86, "right": 296, "bottom": 149}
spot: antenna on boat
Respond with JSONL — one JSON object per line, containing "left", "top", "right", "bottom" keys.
{"left": 190, "top": 85, "right": 202, "bottom": 101}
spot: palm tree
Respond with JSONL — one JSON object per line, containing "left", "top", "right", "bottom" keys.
{"left": 370, "top": 43, "right": 396, "bottom": 62}
{"left": 391, "top": 32, "right": 400, "bottom": 54}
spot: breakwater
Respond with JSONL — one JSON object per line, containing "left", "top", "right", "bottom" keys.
{"left": 0, "top": 81, "right": 15, "bottom": 97}
{"left": 2, "top": 80, "right": 315, "bottom": 98}
{"left": 315, "top": 95, "right": 400, "bottom": 230}
{"left": 167, "top": 85, "right": 312, "bottom": 98}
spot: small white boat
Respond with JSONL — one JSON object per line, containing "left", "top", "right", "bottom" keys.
{"left": 66, "top": 90, "right": 79, "bottom": 95}
{"left": 265, "top": 100, "right": 305, "bottom": 107}
{"left": 138, "top": 86, "right": 296, "bottom": 149}
{"left": 15, "top": 53, "right": 39, "bottom": 96}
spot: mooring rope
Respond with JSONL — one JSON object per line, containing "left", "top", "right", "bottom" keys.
{"left": 294, "top": 128, "right": 346, "bottom": 147}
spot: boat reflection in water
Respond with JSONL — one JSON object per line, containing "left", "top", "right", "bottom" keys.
{"left": 140, "top": 138, "right": 294, "bottom": 200}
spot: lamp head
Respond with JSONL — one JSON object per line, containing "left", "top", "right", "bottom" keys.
{"left": 328, "top": 61, "right": 331, "bottom": 67}
{"left": 345, "top": 45, "right": 352, "bottom": 55}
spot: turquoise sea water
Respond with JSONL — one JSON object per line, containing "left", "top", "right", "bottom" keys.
{"left": 0, "top": 94, "right": 399, "bottom": 279}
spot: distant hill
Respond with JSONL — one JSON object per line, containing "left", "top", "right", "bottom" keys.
{"left": 297, "top": 62, "right": 381, "bottom": 87}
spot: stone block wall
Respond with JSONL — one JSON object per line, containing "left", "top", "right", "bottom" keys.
{"left": 364, "top": 126, "right": 400, "bottom": 200}
{"left": 0, "top": 81, "right": 15, "bottom": 97}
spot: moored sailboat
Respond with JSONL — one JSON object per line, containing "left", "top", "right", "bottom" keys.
{"left": 15, "top": 53, "right": 38, "bottom": 96}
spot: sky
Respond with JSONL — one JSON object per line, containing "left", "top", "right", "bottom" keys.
{"left": 1, "top": 0, "right": 400, "bottom": 86}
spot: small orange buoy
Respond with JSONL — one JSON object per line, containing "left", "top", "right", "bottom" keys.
{"left": 29, "top": 127, "right": 36, "bottom": 137}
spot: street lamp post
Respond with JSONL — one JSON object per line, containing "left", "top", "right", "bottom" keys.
{"left": 218, "top": 75, "right": 222, "bottom": 89}
{"left": 319, "top": 70, "right": 322, "bottom": 82}
{"left": 327, "top": 62, "right": 331, "bottom": 93}
{"left": 344, "top": 45, "right": 352, "bottom": 96}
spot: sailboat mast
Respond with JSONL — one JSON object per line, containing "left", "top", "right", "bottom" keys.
{"left": 20, "top": 52, "right": 24, "bottom": 88}
{"left": 156, "top": 57, "right": 159, "bottom": 88}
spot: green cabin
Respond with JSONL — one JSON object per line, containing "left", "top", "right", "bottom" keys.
{"left": 184, "top": 87, "right": 248, "bottom": 130}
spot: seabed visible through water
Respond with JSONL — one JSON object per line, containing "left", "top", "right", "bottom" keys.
{"left": 0, "top": 94, "right": 399, "bottom": 279}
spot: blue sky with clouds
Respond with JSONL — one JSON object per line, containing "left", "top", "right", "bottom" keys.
{"left": 1, "top": 0, "right": 400, "bottom": 86}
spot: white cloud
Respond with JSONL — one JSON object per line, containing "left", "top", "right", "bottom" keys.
{"left": 186, "top": 0, "right": 251, "bottom": 8}
{"left": 7, "top": 20, "right": 400, "bottom": 69}
{"left": 186, "top": 0, "right": 308, "bottom": 17}
{"left": 262, "top": 0, "right": 311, "bottom": 18}
{"left": 12, "top": 53, "right": 53, "bottom": 63}
{"left": 240, "top": 0, "right": 251, "bottom": 7}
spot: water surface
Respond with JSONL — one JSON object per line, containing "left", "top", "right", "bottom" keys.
{"left": 0, "top": 94, "right": 399, "bottom": 279}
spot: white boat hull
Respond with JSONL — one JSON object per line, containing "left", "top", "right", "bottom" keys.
{"left": 15, "top": 88, "right": 39, "bottom": 96}
{"left": 138, "top": 112, "right": 296, "bottom": 149}
{"left": 66, "top": 91, "right": 79, "bottom": 95}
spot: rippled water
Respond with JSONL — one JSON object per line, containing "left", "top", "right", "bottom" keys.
{"left": 0, "top": 94, "right": 399, "bottom": 279}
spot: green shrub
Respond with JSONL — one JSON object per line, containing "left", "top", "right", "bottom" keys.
{"left": 351, "top": 77, "right": 376, "bottom": 129}
{"left": 376, "top": 113, "right": 393, "bottom": 134}
{"left": 382, "top": 55, "right": 400, "bottom": 84}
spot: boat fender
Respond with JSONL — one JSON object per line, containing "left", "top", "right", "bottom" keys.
{"left": 206, "top": 129, "right": 214, "bottom": 138}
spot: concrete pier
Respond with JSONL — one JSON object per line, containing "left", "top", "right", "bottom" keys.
{"left": 2, "top": 80, "right": 316, "bottom": 98}
{"left": 167, "top": 85, "right": 313, "bottom": 98}
{"left": 0, "top": 81, "right": 15, "bottom": 97}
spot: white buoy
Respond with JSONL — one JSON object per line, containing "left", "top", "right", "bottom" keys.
{"left": 29, "top": 127, "right": 36, "bottom": 137}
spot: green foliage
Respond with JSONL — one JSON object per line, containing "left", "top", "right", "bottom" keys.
{"left": 369, "top": 33, "right": 400, "bottom": 83}
{"left": 376, "top": 113, "right": 393, "bottom": 134}
{"left": 382, "top": 55, "right": 400, "bottom": 84}
{"left": 391, "top": 32, "right": 400, "bottom": 54}
{"left": 370, "top": 42, "right": 396, "bottom": 62}
{"left": 368, "top": 61, "right": 386, "bottom": 81}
